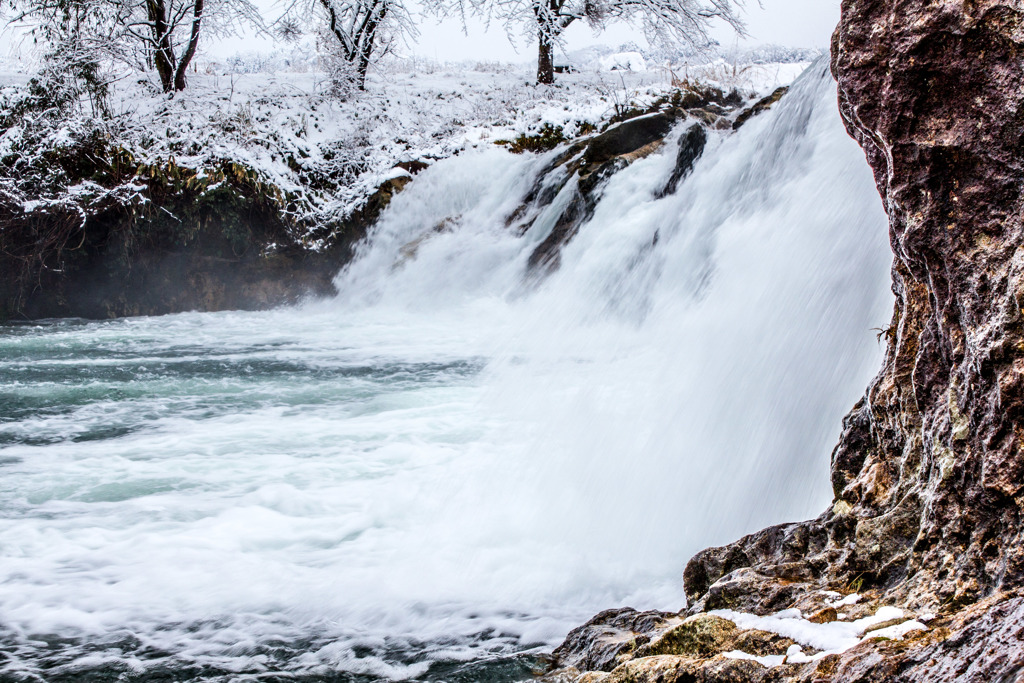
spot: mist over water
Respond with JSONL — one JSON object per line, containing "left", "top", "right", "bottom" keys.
{"left": 0, "top": 61, "right": 892, "bottom": 682}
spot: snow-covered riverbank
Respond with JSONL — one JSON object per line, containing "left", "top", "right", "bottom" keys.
{"left": 1, "top": 57, "right": 810, "bottom": 231}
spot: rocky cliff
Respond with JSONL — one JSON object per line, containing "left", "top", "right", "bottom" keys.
{"left": 544, "top": 0, "right": 1024, "bottom": 679}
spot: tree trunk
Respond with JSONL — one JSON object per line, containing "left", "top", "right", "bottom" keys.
{"left": 537, "top": 31, "right": 554, "bottom": 85}
{"left": 356, "top": 51, "right": 370, "bottom": 90}
{"left": 354, "top": 0, "right": 386, "bottom": 90}
{"left": 147, "top": 0, "right": 176, "bottom": 93}
{"left": 173, "top": 0, "right": 204, "bottom": 91}
{"left": 354, "top": 6, "right": 381, "bottom": 89}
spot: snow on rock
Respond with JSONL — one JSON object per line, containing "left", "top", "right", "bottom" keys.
{"left": 722, "top": 649, "right": 786, "bottom": 667}
{"left": 827, "top": 592, "right": 862, "bottom": 607}
{"left": 381, "top": 166, "right": 413, "bottom": 182}
{"left": 600, "top": 52, "right": 647, "bottom": 72}
{"left": 865, "top": 620, "right": 928, "bottom": 641}
{"left": 712, "top": 604, "right": 926, "bottom": 667}
{"left": 769, "top": 608, "right": 803, "bottom": 620}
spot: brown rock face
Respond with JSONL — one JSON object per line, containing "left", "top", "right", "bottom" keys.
{"left": 828, "top": 0, "right": 1024, "bottom": 603}
{"left": 687, "top": 0, "right": 1024, "bottom": 612}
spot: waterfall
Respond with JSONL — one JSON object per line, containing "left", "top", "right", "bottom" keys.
{"left": 0, "top": 60, "right": 892, "bottom": 681}
{"left": 330, "top": 56, "right": 891, "bottom": 574}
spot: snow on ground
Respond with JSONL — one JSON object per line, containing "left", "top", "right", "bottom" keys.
{"left": 0, "top": 54, "right": 811, "bottom": 235}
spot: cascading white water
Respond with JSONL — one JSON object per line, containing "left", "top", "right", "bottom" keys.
{"left": 0, "top": 60, "right": 892, "bottom": 681}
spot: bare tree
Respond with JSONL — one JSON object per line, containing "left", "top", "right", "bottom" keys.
{"left": 2, "top": 0, "right": 123, "bottom": 111}
{"left": 136, "top": 0, "right": 206, "bottom": 91}
{"left": 277, "top": 0, "right": 416, "bottom": 91}
{"left": 7, "top": 0, "right": 263, "bottom": 93}
{"left": 438, "top": 0, "right": 745, "bottom": 84}
{"left": 125, "top": 0, "right": 263, "bottom": 92}
{"left": 320, "top": 0, "right": 384, "bottom": 89}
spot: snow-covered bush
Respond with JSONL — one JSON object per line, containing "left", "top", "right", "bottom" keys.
{"left": 600, "top": 51, "right": 647, "bottom": 72}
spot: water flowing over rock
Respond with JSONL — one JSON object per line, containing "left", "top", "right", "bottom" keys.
{"left": 546, "top": 0, "right": 1024, "bottom": 679}
{"left": 526, "top": 112, "right": 684, "bottom": 272}
{"left": 657, "top": 123, "right": 707, "bottom": 198}
{"left": 732, "top": 87, "right": 789, "bottom": 131}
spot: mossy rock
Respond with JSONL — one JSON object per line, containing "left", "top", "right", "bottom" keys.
{"left": 636, "top": 614, "right": 738, "bottom": 658}
{"left": 501, "top": 123, "right": 570, "bottom": 154}
{"left": 606, "top": 655, "right": 699, "bottom": 683}
{"left": 732, "top": 629, "right": 797, "bottom": 656}
{"left": 700, "top": 656, "right": 778, "bottom": 681}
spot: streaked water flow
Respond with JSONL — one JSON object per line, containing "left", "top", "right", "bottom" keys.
{"left": 0, "top": 61, "right": 892, "bottom": 682}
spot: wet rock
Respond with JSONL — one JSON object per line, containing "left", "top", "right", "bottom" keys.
{"left": 525, "top": 116, "right": 681, "bottom": 273}
{"left": 894, "top": 596, "right": 1024, "bottom": 681}
{"left": 526, "top": 191, "right": 589, "bottom": 273}
{"left": 806, "top": 607, "right": 838, "bottom": 624}
{"left": 683, "top": 521, "right": 828, "bottom": 614}
{"left": 732, "top": 87, "right": 789, "bottom": 130}
{"left": 676, "top": 0, "right": 1024, "bottom": 620}
{"left": 860, "top": 616, "right": 910, "bottom": 637}
{"left": 515, "top": 85, "right": 757, "bottom": 275}
{"left": 637, "top": 614, "right": 738, "bottom": 658}
{"left": 700, "top": 569, "right": 810, "bottom": 614}
{"left": 605, "top": 655, "right": 700, "bottom": 683}
{"left": 552, "top": 0, "right": 1024, "bottom": 668}
{"left": 658, "top": 123, "right": 707, "bottom": 198}
{"left": 396, "top": 216, "right": 457, "bottom": 263}
{"left": 582, "top": 113, "right": 674, "bottom": 168}
{"left": 825, "top": 0, "right": 1024, "bottom": 606}
{"left": 817, "top": 596, "right": 1024, "bottom": 681}
{"left": 395, "top": 159, "right": 430, "bottom": 174}
{"left": 687, "top": 108, "right": 723, "bottom": 128}
{"left": 549, "top": 608, "right": 679, "bottom": 673}
{"left": 543, "top": 667, "right": 592, "bottom": 682}
{"left": 732, "top": 630, "right": 797, "bottom": 656}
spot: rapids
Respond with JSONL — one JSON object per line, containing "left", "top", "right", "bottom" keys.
{"left": 0, "top": 61, "right": 892, "bottom": 682}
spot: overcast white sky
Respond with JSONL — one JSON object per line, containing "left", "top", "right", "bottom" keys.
{"left": 1, "top": 0, "right": 837, "bottom": 66}
{"left": 207, "top": 0, "right": 838, "bottom": 62}
{"left": 414, "top": 0, "right": 837, "bottom": 61}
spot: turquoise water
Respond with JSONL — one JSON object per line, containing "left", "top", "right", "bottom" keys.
{"left": 0, "top": 311, "right": 553, "bottom": 681}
